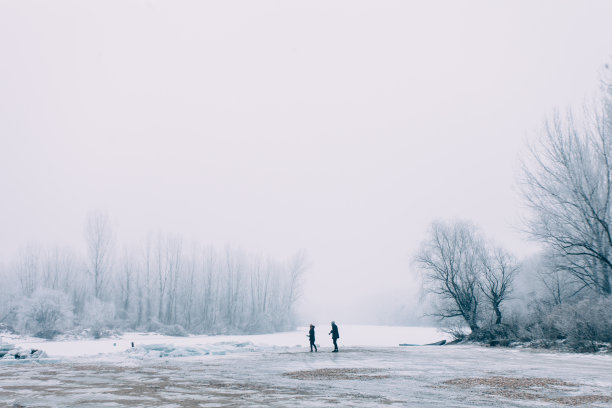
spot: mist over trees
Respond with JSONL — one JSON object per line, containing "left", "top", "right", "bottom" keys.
{"left": 0, "top": 212, "right": 307, "bottom": 339}
{"left": 414, "top": 62, "right": 612, "bottom": 351}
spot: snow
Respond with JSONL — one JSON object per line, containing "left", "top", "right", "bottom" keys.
{"left": 1, "top": 326, "right": 611, "bottom": 407}
{"left": 1, "top": 325, "right": 448, "bottom": 359}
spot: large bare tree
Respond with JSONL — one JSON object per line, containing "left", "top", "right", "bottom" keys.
{"left": 416, "top": 221, "right": 483, "bottom": 332}
{"left": 416, "top": 221, "right": 519, "bottom": 330}
{"left": 521, "top": 81, "right": 612, "bottom": 296}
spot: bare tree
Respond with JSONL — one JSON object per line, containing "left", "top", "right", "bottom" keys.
{"left": 223, "top": 246, "right": 244, "bottom": 330}
{"left": 3, "top": 222, "right": 308, "bottom": 336}
{"left": 199, "top": 245, "right": 219, "bottom": 332}
{"left": 521, "top": 92, "right": 612, "bottom": 295}
{"left": 538, "top": 267, "right": 584, "bottom": 306}
{"left": 180, "top": 243, "right": 198, "bottom": 330}
{"left": 141, "top": 234, "right": 154, "bottom": 323}
{"left": 284, "top": 250, "right": 308, "bottom": 312}
{"left": 248, "top": 255, "right": 269, "bottom": 319}
{"left": 15, "top": 244, "right": 41, "bottom": 296}
{"left": 84, "top": 211, "right": 114, "bottom": 299}
{"left": 117, "top": 248, "right": 135, "bottom": 319}
{"left": 479, "top": 246, "right": 519, "bottom": 324}
{"left": 529, "top": 252, "right": 588, "bottom": 306}
{"left": 416, "top": 221, "right": 483, "bottom": 332}
{"left": 154, "top": 233, "right": 182, "bottom": 324}
{"left": 42, "top": 246, "right": 77, "bottom": 291}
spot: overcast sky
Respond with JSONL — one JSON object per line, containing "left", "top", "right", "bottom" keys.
{"left": 2, "top": 1, "right": 612, "bottom": 323}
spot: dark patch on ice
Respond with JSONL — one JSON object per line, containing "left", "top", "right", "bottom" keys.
{"left": 283, "top": 367, "right": 391, "bottom": 380}
{"left": 438, "top": 376, "right": 612, "bottom": 406}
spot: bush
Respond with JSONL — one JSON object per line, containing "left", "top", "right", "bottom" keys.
{"left": 16, "top": 289, "right": 73, "bottom": 339}
{"left": 519, "top": 297, "right": 612, "bottom": 351}
{"left": 440, "top": 323, "right": 470, "bottom": 342}
{"left": 81, "top": 299, "right": 116, "bottom": 338}
{"left": 144, "top": 318, "right": 188, "bottom": 337}
{"left": 469, "top": 323, "right": 518, "bottom": 346}
{"left": 161, "top": 324, "right": 188, "bottom": 337}
{"left": 552, "top": 298, "right": 612, "bottom": 351}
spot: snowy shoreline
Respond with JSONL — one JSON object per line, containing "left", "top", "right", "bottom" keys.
{"left": 1, "top": 325, "right": 450, "bottom": 360}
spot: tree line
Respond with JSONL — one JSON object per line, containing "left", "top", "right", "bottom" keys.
{"left": 415, "top": 62, "right": 612, "bottom": 351}
{"left": 0, "top": 217, "right": 307, "bottom": 339}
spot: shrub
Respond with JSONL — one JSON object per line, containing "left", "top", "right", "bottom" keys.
{"left": 16, "top": 289, "right": 73, "bottom": 339}
{"left": 518, "top": 297, "right": 612, "bottom": 351}
{"left": 81, "top": 298, "right": 116, "bottom": 338}
{"left": 144, "top": 318, "right": 188, "bottom": 337}
{"left": 553, "top": 298, "right": 612, "bottom": 351}
{"left": 161, "top": 324, "right": 188, "bottom": 337}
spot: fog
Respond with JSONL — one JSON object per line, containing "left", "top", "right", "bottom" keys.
{"left": 2, "top": 0, "right": 612, "bottom": 324}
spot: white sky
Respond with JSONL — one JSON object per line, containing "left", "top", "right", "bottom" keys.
{"left": 2, "top": 0, "right": 612, "bottom": 323}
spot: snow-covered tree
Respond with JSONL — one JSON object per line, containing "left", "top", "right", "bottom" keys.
{"left": 521, "top": 76, "right": 612, "bottom": 296}
{"left": 84, "top": 210, "right": 115, "bottom": 299}
{"left": 16, "top": 288, "right": 73, "bottom": 339}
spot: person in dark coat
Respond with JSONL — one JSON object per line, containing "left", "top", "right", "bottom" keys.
{"left": 329, "top": 321, "right": 339, "bottom": 352}
{"left": 307, "top": 324, "right": 317, "bottom": 352}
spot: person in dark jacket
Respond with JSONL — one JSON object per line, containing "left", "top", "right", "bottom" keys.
{"left": 329, "top": 321, "right": 339, "bottom": 352}
{"left": 308, "top": 324, "right": 317, "bottom": 352}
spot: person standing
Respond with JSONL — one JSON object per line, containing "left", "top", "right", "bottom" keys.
{"left": 329, "top": 321, "right": 339, "bottom": 352}
{"left": 308, "top": 324, "right": 317, "bottom": 352}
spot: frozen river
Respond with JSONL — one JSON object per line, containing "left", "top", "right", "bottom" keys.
{"left": 1, "top": 326, "right": 611, "bottom": 407}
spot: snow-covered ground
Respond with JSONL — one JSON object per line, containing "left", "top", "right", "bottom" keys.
{"left": 1, "top": 325, "right": 448, "bottom": 358}
{"left": 1, "top": 326, "right": 611, "bottom": 407}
